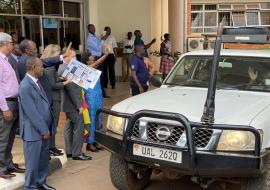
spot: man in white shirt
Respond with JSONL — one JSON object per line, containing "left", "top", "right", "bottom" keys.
{"left": 122, "top": 32, "right": 134, "bottom": 82}
{"left": 102, "top": 26, "right": 117, "bottom": 89}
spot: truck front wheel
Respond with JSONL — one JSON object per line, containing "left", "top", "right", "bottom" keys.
{"left": 109, "top": 153, "right": 152, "bottom": 190}
{"left": 241, "top": 157, "right": 270, "bottom": 190}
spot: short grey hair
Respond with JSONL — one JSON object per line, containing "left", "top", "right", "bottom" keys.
{"left": 19, "top": 39, "right": 32, "bottom": 53}
{"left": 26, "top": 56, "right": 39, "bottom": 71}
{"left": 0, "top": 32, "right": 12, "bottom": 46}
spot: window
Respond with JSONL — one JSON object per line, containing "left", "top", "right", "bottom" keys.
{"left": 64, "top": 2, "right": 80, "bottom": 18}
{"left": 191, "top": 5, "right": 203, "bottom": 11}
{"left": 0, "top": 16, "right": 21, "bottom": 34}
{"left": 219, "top": 12, "right": 231, "bottom": 26}
{"left": 191, "top": 13, "right": 203, "bottom": 27}
{"left": 205, "top": 12, "right": 217, "bottom": 26}
{"left": 205, "top": 4, "right": 216, "bottom": 11}
{"left": 165, "top": 56, "right": 270, "bottom": 92}
{"left": 232, "top": 4, "right": 245, "bottom": 10}
{"left": 246, "top": 3, "right": 260, "bottom": 9}
{"left": 22, "top": 0, "right": 42, "bottom": 15}
{"left": 0, "top": 0, "right": 20, "bottom": 14}
{"left": 232, "top": 12, "right": 246, "bottom": 27}
{"left": 44, "top": 0, "right": 62, "bottom": 15}
{"left": 261, "top": 12, "right": 270, "bottom": 25}
{"left": 260, "top": 3, "right": 270, "bottom": 10}
{"left": 219, "top": 4, "right": 231, "bottom": 10}
{"left": 246, "top": 12, "right": 259, "bottom": 26}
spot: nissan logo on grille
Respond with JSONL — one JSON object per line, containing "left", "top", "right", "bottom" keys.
{"left": 156, "top": 126, "right": 171, "bottom": 141}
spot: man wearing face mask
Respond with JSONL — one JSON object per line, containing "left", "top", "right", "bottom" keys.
{"left": 102, "top": 26, "right": 118, "bottom": 90}
{"left": 129, "top": 45, "right": 149, "bottom": 96}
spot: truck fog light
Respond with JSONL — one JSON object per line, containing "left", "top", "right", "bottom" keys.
{"left": 107, "top": 115, "right": 126, "bottom": 135}
{"left": 217, "top": 130, "right": 262, "bottom": 151}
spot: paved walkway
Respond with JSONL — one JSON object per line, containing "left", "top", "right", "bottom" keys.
{"left": 10, "top": 82, "right": 240, "bottom": 190}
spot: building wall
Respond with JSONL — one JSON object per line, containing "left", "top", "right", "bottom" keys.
{"left": 88, "top": 0, "right": 152, "bottom": 77}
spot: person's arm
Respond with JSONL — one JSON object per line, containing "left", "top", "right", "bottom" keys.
{"left": 248, "top": 67, "right": 258, "bottom": 84}
{"left": 145, "top": 38, "right": 156, "bottom": 49}
{"left": 19, "top": 84, "right": 50, "bottom": 136}
{"left": 90, "top": 44, "right": 111, "bottom": 68}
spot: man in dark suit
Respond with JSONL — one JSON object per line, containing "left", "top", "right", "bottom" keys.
{"left": 58, "top": 50, "right": 91, "bottom": 161}
{"left": 19, "top": 56, "right": 55, "bottom": 190}
{"left": 18, "top": 39, "right": 72, "bottom": 155}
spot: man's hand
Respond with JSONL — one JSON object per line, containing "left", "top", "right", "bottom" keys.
{"left": 151, "top": 38, "right": 156, "bottom": 44}
{"left": 248, "top": 67, "right": 258, "bottom": 84}
{"left": 139, "top": 86, "right": 144, "bottom": 94}
{"left": 43, "top": 132, "right": 50, "bottom": 140}
{"left": 3, "top": 110, "right": 13, "bottom": 122}
{"left": 78, "top": 107, "right": 84, "bottom": 115}
{"left": 104, "top": 44, "right": 110, "bottom": 55}
{"left": 63, "top": 78, "right": 72, "bottom": 85}
{"left": 63, "top": 43, "right": 73, "bottom": 64}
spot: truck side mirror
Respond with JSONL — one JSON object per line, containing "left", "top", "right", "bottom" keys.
{"left": 150, "top": 75, "right": 162, "bottom": 87}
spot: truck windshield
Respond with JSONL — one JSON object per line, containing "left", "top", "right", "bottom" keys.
{"left": 165, "top": 55, "right": 270, "bottom": 92}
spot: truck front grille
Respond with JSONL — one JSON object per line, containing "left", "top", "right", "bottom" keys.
{"left": 132, "top": 121, "right": 213, "bottom": 148}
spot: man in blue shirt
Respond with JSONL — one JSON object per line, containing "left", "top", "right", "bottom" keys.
{"left": 87, "top": 24, "right": 103, "bottom": 58}
{"left": 87, "top": 24, "right": 109, "bottom": 98}
{"left": 129, "top": 44, "right": 149, "bottom": 96}
{"left": 134, "top": 30, "right": 156, "bottom": 57}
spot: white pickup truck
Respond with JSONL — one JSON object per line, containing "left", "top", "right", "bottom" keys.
{"left": 95, "top": 27, "right": 270, "bottom": 190}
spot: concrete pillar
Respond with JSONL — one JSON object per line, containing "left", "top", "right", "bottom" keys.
{"left": 151, "top": 0, "right": 169, "bottom": 72}
{"left": 168, "top": 0, "right": 186, "bottom": 53}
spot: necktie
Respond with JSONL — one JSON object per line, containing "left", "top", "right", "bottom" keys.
{"left": 37, "top": 80, "right": 46, "bottom": 96}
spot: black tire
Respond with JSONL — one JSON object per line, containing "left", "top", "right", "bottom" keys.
{"left": 223, "top": 27, "right": 269, "bottom": 35}
{"left": 109, "top": 153, "right": 152, "bottom": 190}
{"left": 241, "top": 157, "right": 270, "bottom": 190}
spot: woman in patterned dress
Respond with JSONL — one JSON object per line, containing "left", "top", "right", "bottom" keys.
{"left": 159, "top": 33, "right": 174, "bottom": 80}
{"left": 83, "top": 45, "right": 109, "bottom": 152}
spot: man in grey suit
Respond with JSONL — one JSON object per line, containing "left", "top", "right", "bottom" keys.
{"left": 58, "top": 50, "right": 91, "bottom": 161}
{"left": 19, "top": 56, "right": 55, "bottom": 190}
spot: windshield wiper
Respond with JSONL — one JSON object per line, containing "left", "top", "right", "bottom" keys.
{"left": 220, "top": 84, "right": 269, "bottom": 91}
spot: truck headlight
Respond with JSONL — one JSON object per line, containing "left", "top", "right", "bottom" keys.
{"left": 107, "top": 115, "right": 125, "bottom": 135}
{"left": 217, "top": 130, "right": 263, "bottom": 151}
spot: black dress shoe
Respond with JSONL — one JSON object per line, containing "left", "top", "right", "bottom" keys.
{"left": 93, "top": 142, "right": 104, "bottom": 150}
{"left": 112, "top": 85, "right": 115, "bottom": 89}
{"left": 50, "top": 149, "right": 64, "bottom": 156}
{"left": 72, "top": 155, "right": 92, "bottom": 161}
{"left": 8, "top": 166, "right": 25, "bottom": 173}
{"left": 0, "top": 171, "right": 16, "bottom": 179}
{"left": 66, "top": 154, "right": 72, "bottom": 158}
{"left": 50, "top": 147, "right": 63, "bottom": 154}
{"left": 38, "top": 183, "right": 56, "bottom": 190}
{"left": 86, "top": 144, "right": 99, "bottom": 152}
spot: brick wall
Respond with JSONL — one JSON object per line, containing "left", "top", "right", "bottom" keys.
{"left": 187, "top": 0, "right": 191, "bottom": 36}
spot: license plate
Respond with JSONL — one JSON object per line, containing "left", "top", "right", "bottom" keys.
{"left": 133, "top": 144, "right": 182, "bottom": 163}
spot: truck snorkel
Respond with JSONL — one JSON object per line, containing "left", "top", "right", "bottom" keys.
{"left": 201, "top": 21, "right": 224, "bottom": 124}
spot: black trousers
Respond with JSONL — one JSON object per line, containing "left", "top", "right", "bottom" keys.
{"left": 130, "top": 85, "right": 148, "bottom": 96}
{"left": 103, "top": 54, "right": 116, "bottom": 88}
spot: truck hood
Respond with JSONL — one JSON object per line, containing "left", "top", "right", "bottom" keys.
{"left": 112, "top": 86, "right": 270, "bottom": 125}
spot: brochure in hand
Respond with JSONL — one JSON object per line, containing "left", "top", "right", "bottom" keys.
{"left": 62, "top": 59, "right": 101, "bottom": 89}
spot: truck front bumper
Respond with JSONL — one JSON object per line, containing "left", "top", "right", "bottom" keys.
{"left": 95, "top": 109, "right": 269, "bottom": 177}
